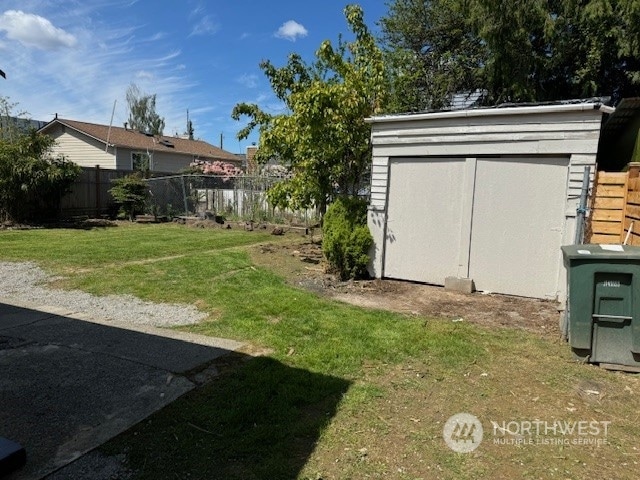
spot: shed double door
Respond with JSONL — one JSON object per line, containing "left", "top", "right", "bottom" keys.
{"left": 383, "top": 156, "right": 569, "bottom": 299}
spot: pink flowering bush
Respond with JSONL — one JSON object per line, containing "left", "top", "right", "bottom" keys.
{"left": 190, "top": 160, "right": 243, "bottom": 178}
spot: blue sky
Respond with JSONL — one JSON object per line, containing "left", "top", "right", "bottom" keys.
{"left": 0, "top": 0, "right": 388, "bottom": 153}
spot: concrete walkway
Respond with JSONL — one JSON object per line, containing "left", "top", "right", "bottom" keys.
{"left": 0, "top": 300, "right": 243, "bottom": 480}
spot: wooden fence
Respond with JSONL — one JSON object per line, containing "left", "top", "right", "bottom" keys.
{"left": 60, "top": 166, "right": 173, "bottom": 217}
{"left": 60, "top": 168, "right": 317, "bottom": 223}
{"left": 587, "top": 162, "right": 640, "bottom": 245}
{"left": 60, "top": 166, "right": 125, "bottom": 217}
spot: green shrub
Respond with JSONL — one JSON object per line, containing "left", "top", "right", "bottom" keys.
{"left": 109, "top": 173, "right": 149, "bottom": 221}
{"left": 322, "top": 197, "right": 372, "bottom": 280}
{"left": 0, "top": 130, "right": 81, "bottom": 222}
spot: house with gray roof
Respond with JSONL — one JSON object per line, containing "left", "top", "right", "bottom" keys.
{"left": 39, "top": 118, "right": 241, "bottom": 173}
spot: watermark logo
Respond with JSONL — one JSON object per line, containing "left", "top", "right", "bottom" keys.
{"left": 443, "top": 413, "right": 483, "bottom": 453}
{"left": 443, "top": 413, "right": 610, "bottom": 451}
{"left": 491, "top": 420, "right": 610, "bottom": 446}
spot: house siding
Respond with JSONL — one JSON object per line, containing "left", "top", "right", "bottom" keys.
{"left": 42, "top": 120, "right": 242, "bottom": 173}
{"left": 151, "top": 151, "right": 194, "bottom": 173}
{"left": 48, "top": 125, "right": 116, "bottom": 168}
{"left": 114, "top": 148, "right": 194, "bottom": 172}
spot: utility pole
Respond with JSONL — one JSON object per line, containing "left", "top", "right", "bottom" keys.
{"left": 105, "top": 100, "right": 116, "bottom": 153}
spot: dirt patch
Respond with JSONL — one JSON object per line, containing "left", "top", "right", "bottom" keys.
{"left": 1, "top": 218, "right": 118, "bottom": 230}
{"left": 251, "top": 240, "right": 562, "bottom": 338}
{"left": 328, "top": 279, "right": 561, "bottom": 338}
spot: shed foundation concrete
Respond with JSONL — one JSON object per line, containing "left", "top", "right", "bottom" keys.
{"left": 445, "top": 277, "right": 476, "bottom": 294}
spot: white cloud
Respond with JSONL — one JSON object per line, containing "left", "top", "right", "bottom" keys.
{"left": 190, "top": 4, "right": 205, "bottom": 18}
{"left": 143, "top": 31, "right": 165, "bottom": 42}
{"left": 153, "top": 50, "right": 181, "bottom": 66}
{"left": 237, "top": 74, "right": 258, "bottom": 89}
{"left": 135, "top": 70, "right": 154, "bottom": 80}
{"left": 0, "top": 1, "right": 259, "bottom": 148}
{"left": 190, "top": 15, "right": 219, "bottom": 36}
{"left": 188, "top": 105, "right": 216, "bottom": 115}
{"left": 274, "top": 20, "right": 307, "bottom": 41}
{"left": 0, "top": 9, "right": 193, "bottom": 139}
{"left": 0, "top": 10, "right": 77, "bottom": 50}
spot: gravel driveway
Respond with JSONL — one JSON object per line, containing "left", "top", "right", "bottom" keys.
{"left": 0, "top": 262, "right": 206, "bottom": 327}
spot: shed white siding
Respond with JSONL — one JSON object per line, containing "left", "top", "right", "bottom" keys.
{"left": 367, "top": 103, "right": 606, "bottom": 300}
{"left": 467, "top": 156, "right": 569, "bottom": 298}
{"left": 48, "top": 125, "right": 116, "bottom": 168}
{"left": 384, "top": 158, "right": 466, "bottom": 284}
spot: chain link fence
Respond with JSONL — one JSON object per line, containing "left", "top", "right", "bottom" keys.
{"left": 145, "top": 174, "right": 319, "bottom": 224}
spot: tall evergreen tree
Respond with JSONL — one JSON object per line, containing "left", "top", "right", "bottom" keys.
{"left": 380, "top": 0, "right": 485, "bottom": 112}
{"left": 126, "top": 83, "right": 165, "bottom": 135}
{"left": 380, "top": 0, "right": 640, "bottom": 111}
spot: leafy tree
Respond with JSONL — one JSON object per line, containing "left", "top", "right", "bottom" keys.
{"left": 380, "top": 0, "right": 640, "bottom": 111}
{"left": 0, "top": 98, "right": 80, "bottom": 222}
{"left": 126, "top": 83, "right": 165, "bottom": 135}
{"left": 232, "top": 4, "right": 387, "bottom": 215}
{"left": 0, "top": 97, "right": 28, "bottom": 141}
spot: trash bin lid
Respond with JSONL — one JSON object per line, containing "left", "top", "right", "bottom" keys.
{"left": 562, "top": 244, "right": 640, "bottom": 260}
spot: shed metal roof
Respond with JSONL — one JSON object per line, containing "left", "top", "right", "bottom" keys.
{"left": 366, "top": 98, "right": 610, "bottom": 124}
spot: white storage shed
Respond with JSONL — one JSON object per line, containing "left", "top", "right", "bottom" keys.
{"left": 366, "top": 101, "right": 611, "bottom": 300}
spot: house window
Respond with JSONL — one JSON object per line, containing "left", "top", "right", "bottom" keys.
{"left": 131, "top": 152, "right": 152, "bottom": 172}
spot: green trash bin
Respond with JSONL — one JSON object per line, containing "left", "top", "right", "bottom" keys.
{"left": 562, "top": 244, "right": 640, "bottom": 369}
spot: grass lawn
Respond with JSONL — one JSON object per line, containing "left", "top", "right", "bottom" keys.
{"left": 2, "top": 223, "right": 640, "bottom": 479}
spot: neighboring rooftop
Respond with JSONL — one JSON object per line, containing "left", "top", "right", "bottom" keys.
{"left": 1, "top": 116, "right": 47, "bottom": 135}
{"left": 449, "top": 89, "right": 486, "bottom": 110}
{"left": 39, "top": 118, "right": 240, "bottom": 163}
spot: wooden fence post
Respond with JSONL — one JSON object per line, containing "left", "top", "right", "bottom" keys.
{"left": 624, "top": 163, "right": 640, "bottom": 245}
{"left": 95, "top": 165, "right": 101, "bottom": 217}
{"left": 628, "top": 163, "right": 640, "bottom": 180}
